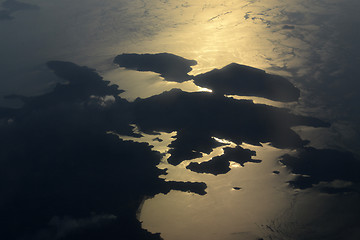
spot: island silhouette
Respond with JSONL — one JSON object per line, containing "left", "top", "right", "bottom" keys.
{"left": 0, "top": 53, "right": 359, "bottom": 240}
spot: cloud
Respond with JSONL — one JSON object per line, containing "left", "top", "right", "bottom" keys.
{"left": 0, "top": 0, "right": 38, "bottom": 21}
{"left": 89, "top": 95, "right": 116, "bottom": 107}
{"left": 0, "top": 10, "right": 12, "bottom": 20}
{"left": 49, "top": 215, "right": 117, "bottom": 239}
{"left": 282, "top": 25, "right": 295, "bottom": 30}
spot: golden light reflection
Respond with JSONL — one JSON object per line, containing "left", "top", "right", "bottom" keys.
{"left": 110, "top": 123, "right": 297, "bottom": 240}
{"left": 130, "top": 0, "right": 311, "bottom": 77}
{"left": 102, "top": 67, "right": 212, "bottom": 101}
{"left": 107, "top": 128, "right": 177, "bottom": 155}
{"left": 97, "top": 0, "right": 320, "bottom": 107}
{"left": 108, "top": 126, "right": 328, "bottom": 240}
{"left": 92, "top": 2, "right": 345, "bottom": 239}
{"left": 140, "top": 142, "right": 294, "bottom": 240}
{"left": 2, "top": 0, "right": 355, "bottom": 239}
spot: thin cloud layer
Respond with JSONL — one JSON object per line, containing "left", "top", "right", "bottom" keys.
{"left": 0, "top": 0, "right": 38, "bottom": 20}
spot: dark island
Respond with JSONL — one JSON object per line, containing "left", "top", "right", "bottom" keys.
{"left": 1, "top": 52, "right": 359, "bottom": 240}
{"left": 131, "top": 88, "right": 328, "bottom": 165}
{"left": 193, "top": 63, "right": 300, "bottom": 102}
{"left": 280, "top": 147, "right": 360, "bottom": 192}
{"left": 186, "top": 146, "right": 261, "bottom": 175}
{"left": 113, "top": 53, "right": 197, "bottom": 82}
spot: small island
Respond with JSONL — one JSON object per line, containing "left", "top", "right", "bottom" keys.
{"left": 113, "top": 53, "right": 197, "bottom": 82}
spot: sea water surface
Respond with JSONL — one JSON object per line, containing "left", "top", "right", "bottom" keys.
{"left": 1, "top": 0, "right": 360, "bottom": 239}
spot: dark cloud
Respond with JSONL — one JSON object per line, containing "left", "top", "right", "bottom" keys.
{"left": 0, "top": 9, "right": 12, "bottom": 20}
{"left": 186, "top": 146, "right": 261, "bottom": 175}
{"left": 2, "top": 0, "right": 38, "bottom": 12}
{"left": 193, "top": 63, "right": 300, "bottom": 102}
{"left": 0, "top": 0, "right": 38, "bottom": 21}
{"left": 113, "top": 53, "right": 197, "bottom": 82}
{"left": 282, "top": 25, "right": 295, "bottom": 30}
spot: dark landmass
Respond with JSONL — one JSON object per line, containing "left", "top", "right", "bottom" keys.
{"left": 0, "top": 61, "right": 207, "bottom": 240}
{"left": 280, "top": 147, "right": 360, "bottom": 192}
{"left": 164, "top": 181, "right": 207, "bottom": 195}
{"left": 153, "top": 137, "right": 163, "bottom": 142}
{"left": 131, "top": 88, "right": 328, "bottom": 165}
{"left": 114, "top": 53, "right": 197, "bottom": 82}
{"left": 187, "top": 157, "right": 230, "bottom": 175}
{"left": 186, "top": 146, "right": 260, "bottom": 175}
{"left": 114, "top": 53, "right": 300, "bottom": 102}
{"left": 0, "top": 0, "right": 38, "bottom": 21}
{"left": 193, "top": 63, "right": 300, "bottom": 102}
{"left": 282, "top": 25, "right": 295, "bottom": 29}
{"left": 167, "top": 130, "right": 225, "bottom": 165}
{"left": 1, "top": 53, "right": 355, "bottom": 240}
